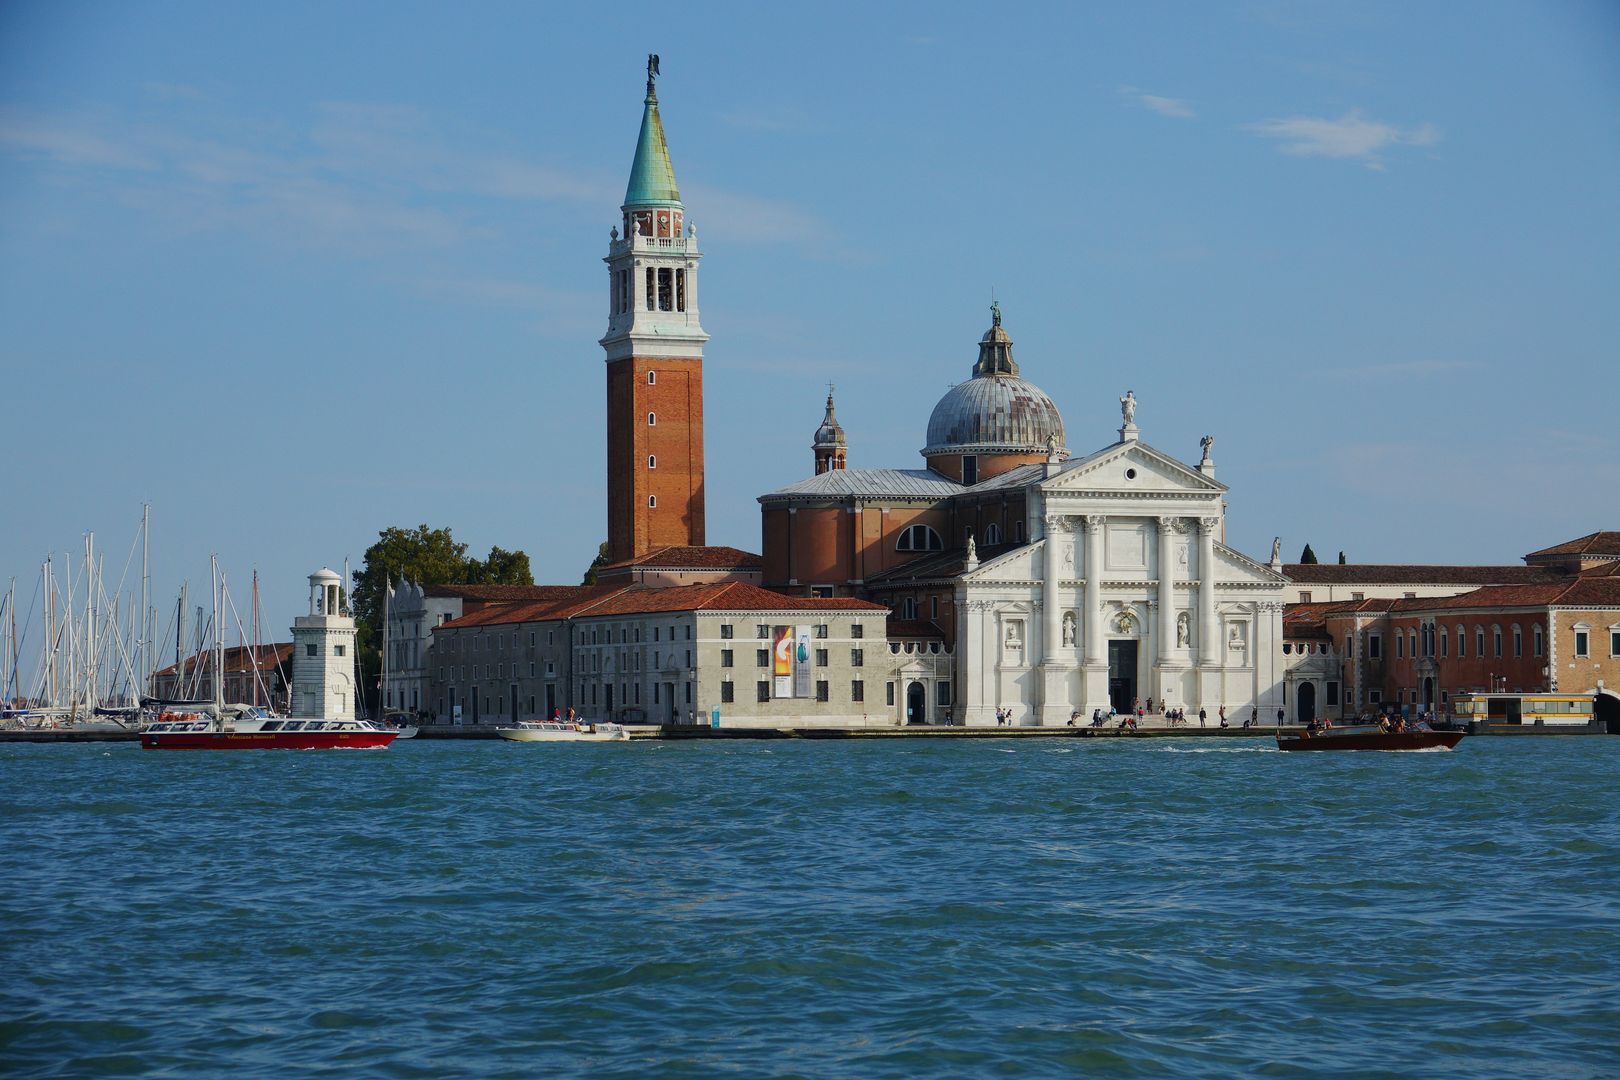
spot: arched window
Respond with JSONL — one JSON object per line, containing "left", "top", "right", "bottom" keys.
{"left": 896, "top": 524, "right": 944, "bottom": 552}
{"left": 648, "top": 455, "right": 656, "bottom": 469}
{"left": 648, "top": 412, "right": 657, "bottom": 426}
{"left": 1492, "top": 625, "right": 1502, "bottom": 658}
{"left": 1456, "top": 624, "right": 1466, "bottom": 657}
{"left": 1533, "top": 624, "right": 1544, "bottom": 657}
{"left": 1283, "top": 643, "right": 1293, "bottom": 655}
{"left": 648, "top": 495, "right": 657, "bottom": 508}
{"left": 1439, "top": 626, "right": 1448, "bottom": 657}
{"left": 984, "top": 522, "right": 1002, "bottom": 545}
{"left": 1511, "top": 624, "right": 1522, "bottom": 658}
{"left": 1476, "top": 626, "right": 1486, "bottom": 658}
{"left": 647, "top": 371, "right": 657, "bottom": 385}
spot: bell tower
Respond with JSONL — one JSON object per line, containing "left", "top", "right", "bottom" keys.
{"left": 600, "top": 54, "right": 708, "bottom": 565}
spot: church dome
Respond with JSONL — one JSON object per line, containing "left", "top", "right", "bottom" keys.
{"left": 922, "top": 306, "right": 1066, "bottom": 457}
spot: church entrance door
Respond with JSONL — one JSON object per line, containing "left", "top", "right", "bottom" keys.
{"left": 1107, "top": 640, "right": 1138, "bottom": 715}
{"left": 906, "top": 681, "right": 926, "bottom": 725}
{"left": 1297, "top": 681, "right": 1316, "bottom": 725}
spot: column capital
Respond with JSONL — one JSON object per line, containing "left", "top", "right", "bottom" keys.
{"left": 1044, "top": 514, "right": 1073, "bottom": 534}
{"left": 1198, "top": 516, "right": 1220, "bottom": 534}
{"left": 1082, "top": 514, "right": 1106, "bottom": 531}
{"left": 1158, "top": 515, "right": 1189, "bottom": 534}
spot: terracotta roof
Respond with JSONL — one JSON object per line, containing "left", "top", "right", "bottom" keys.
{"left": 581, "top": 582, "right": 887, "bottom": 616}
{"left": 153, "top": 643, "right": 294, "bottom": 678}
{"left": 1525, "top": 531, "right": 1620, "bottom": 559}
{"left": 422, "top": 583, "right": 587, "bottom": 601}
{"left": 601, "top": 545, "right": 762, "bottom": 570}
{"left": 436, "top": 583, "right": 886, "bottom": 630}
{"left": 1283, "top": 564, "right": 1564, "bottom": 586}
{"left": 1392, "top": 579, "right": 1620, "bottom": 612}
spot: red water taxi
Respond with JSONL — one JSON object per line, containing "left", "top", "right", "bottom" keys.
{"left": 140, "top": 706, "right": 399, "bottom": 750}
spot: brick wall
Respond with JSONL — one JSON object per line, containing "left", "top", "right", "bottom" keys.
{"left": 607, "top": 356, "right": 704, "bottom": 563}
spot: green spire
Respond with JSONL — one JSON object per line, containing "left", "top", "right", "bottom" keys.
{"left": 624, "top": 56, "right": 681, "bottom": 208}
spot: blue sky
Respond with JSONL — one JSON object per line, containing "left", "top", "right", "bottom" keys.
{"left": 2, "top": 1, "right": 1617, "bottom": 643}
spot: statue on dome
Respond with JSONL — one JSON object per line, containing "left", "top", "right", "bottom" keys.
{"left": 1120, "top": 390, "right": 1137, "bottom": 426}
{"left": 990, "top": 299, "right": 1002, "bottom": 327}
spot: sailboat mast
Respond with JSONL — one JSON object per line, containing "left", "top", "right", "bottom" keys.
{"left": 140, "top": 503, "right": 150, "bottom": 699}
{"left": 212, "top": 559, "right": 224, "bottom": 720}
{"left": 45, "top": 558, "right": 55, "bottom": 708}
{"left": 85, "top": 533, "right": 96, "bottom": 714}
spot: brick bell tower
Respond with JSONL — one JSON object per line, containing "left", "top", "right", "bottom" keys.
{"left": 600, "top": 54, "right": 708, "bottom": 564}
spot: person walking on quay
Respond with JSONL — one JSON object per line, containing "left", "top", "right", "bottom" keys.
{"left": 1276, "top": 707, "right": 1285, "bottom": 726}
{"left": 1219, "top": 705, "right": 1228, "bottom": 729}
{"left": 1199, "top": 707, "right": 1206, "bottom": 727}
{"left": 1251, "top": 706, "right": 1259, "bottom": 727}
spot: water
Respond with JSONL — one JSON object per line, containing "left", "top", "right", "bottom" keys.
{"left": 2, "top": 737, "right": 1618, "bottom": 1078}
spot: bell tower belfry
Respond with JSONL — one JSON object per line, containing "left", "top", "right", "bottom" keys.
{"left": 600, "top": 54, "right": 708, "bottom": 565}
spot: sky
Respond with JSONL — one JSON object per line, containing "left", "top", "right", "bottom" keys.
{"left": 2, "top": 0, "right": 1617, "bottom": 651}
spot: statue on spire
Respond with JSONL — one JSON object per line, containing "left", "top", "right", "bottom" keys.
{"left": 646, "top": 53, "right": 661, "bottom": 97}
{"left": 990, "top": 299, "right": 1002, "bottom": 328}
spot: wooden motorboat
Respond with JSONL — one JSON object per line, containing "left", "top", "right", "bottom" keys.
{"left": 496, "top": 720, "right": 627, "bottom": 743}
{"left": 1276, "top": 726, "right": 1464, "bottom": 752}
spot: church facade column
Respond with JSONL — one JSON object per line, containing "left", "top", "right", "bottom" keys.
{"left": 1156, "top": 516, "right": 1179, "bottom": 665}
{"left": 1081, "top": 515, "right": 1106, "bottom": 709}
{"left": 1197, "top": 515, "right": 1220, "bottom": 674}
{"left": 1042, "top": 516, "right": 1066, "bottom": 666}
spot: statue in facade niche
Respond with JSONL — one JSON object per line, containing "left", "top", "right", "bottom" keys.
{"left": 1120, "top": 390, "right": 1137, "bottom": 425}
{"left": 1118, "top": 610, "right": 1134, "bottom": 633}
{"left": 1062, "top": 611, "right": 1077, "bottom": 647}
{"left": 1177, "top": 611, "right": 1190, "bottom": 647}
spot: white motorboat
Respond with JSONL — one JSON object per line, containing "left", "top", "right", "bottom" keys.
{"left": 495, "top": 720, "right": 628, "bottom": 743}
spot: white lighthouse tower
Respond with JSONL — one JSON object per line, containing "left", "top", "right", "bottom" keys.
{"left": 290, "top": 567, "right": 357, "bottom": 721}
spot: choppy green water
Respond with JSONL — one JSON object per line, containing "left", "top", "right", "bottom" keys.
{"left": 2, "top": 737, "right": 1618, "bottom": 1077}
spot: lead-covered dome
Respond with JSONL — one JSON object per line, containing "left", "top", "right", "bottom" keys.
{"left": 922, "top": 305, "right": 1066, "bottom": 457}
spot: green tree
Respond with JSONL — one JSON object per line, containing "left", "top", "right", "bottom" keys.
{"left": 352, "top": 525, "right": 470, "bottom": 633}
{"left": 1338, "top": 551, "right": 1347, "bottom": 564}
{"left": 581, "top": 541, "right": 610, "bottom": 585}
{"left": 1299, "top": 543, "right": 1319, "bottom": 564}
{"left": 467, "top": 545, "right": 534, "bottom": 586}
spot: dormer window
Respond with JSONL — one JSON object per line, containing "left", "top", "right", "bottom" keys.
{"left": 961, "top": 455, "right": 978, "bottom": 485}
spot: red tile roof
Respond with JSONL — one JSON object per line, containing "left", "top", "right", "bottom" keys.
{"left": 1524, "top": 531, "right": 1620, "bottom": 559}
{"left": 1391, "top": 579, "right": 1620, "bottom": 611}
{"left": 437, "top": 583, "right": 886, "bottom": 630}
{"left": 423, "top": 583, "right": 591, "bottom": 601}
{"left": 600, "top": 545, "right": 763, "bottom": 570}
{"left": 153, "top": 643, "right": 294, "bottom": 677}
{"left": 1283, "top": 564, "right": 1564, "bottom": 585}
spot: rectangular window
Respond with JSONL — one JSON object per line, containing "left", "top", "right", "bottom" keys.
{"left": 1575, "top": 631, "right": 1589, "bottom": 657}
{"left": 1368, "top": 634, "right": 1382, "bottom": 660}
{"left": 931, "top": 597, "right": 939, "bottom": 620}
{"left": 645, "top": 267, "right": 654, "bottom": 310}
{"left": 757, "top": 649, "right": 769, "bottom": 667}
{"left": 1299, "top": 591, "right": 1312, "bottom": 603}
{"left": 721, "top": 682, "right": 734, "bottom": 703}
{"left": 852, "top": 680, "right": 864, "bottom": 702}
{"left": 757, "top": 681, "right": 770, "bottom": 702}
{"left": 961, "top": 455, "right": 978, "bottom": 485}
{"left": 815, "top": 680, "right": 829, "bottom": 702}
{"left": 1326, "top": 682, "right": 1340, "bottom": 707}
{"left": 815, "top": 624, "right": 829, "bottom": 639}
{"left": 721, "top": 649, "right": 734, "bottom": 668}
{"left": 1351, "top": 592, "right": 1364, "bottom": 601}
{"left": 886, "top": 682, "right": 895, "bottom": 706}
{"left": 685, "top": 682, "right": 692, "bottom": 704}
{"left": 758, "top": 624, "right": 770, "bottom": 639}
{"left": 815, "top": 648, "right": 828, "bottom": 668}
{"left": 676, "top": 268, "right": 686, "bottom": 312}
{"left": 1611, "top": 630, "right": 1620, "bottom": 657}
{"left": 1534, "top": 627, "right": 1543, "bottom": 657}
{"left": 657, "top": 267, "right": 673, "bottom": 311}
{"left": 851, "top": 648, "right": 864, "bottom": 667}
{"left": 937, "top": 681, "right": 953, "bottom": 706}
{"left": 306, "top": 644, "right": 317, "bottom": 657}
{"left": 720, "top": 624, "right": 734, "bottom": 640}
{"left": 1369, "top": 689, "right": 1383, "bottom": 704}
{"left": 851, "top": 623, "right": 863, "bottom": 639}
{"left": 1396, "top": 635, "right": 1404, "bottom": 659}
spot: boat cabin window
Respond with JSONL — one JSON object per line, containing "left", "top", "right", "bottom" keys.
{"left": 262, "top": 721, "right": 283, "bottom": 731}
{"left": 282, "top": 721, "right": 305, "bottom": 731}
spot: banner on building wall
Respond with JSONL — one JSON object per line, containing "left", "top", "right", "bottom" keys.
{"left": 773, "top": 625, "right": 793, "bottom": 697}
{"left": 793, "top": 626, "right": 812, "bottom": 699}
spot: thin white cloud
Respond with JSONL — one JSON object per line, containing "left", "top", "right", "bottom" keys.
{"left": 0, "top": 101, "right": 853, "bottom": 261}
{"left": 1119, "top": 86, "right": 1195, "bottom": 119}
{"left": 1246, "top": 109, "right": 1438, "bottom": 169}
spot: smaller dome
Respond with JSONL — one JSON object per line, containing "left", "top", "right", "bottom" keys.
{"left": 309, "top": 567, "right": 342, "bottom": 584}
{"left": 813, "top": 387, "right": 846, "bottom": 449}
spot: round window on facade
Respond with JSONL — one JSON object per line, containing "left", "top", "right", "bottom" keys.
{"left": 1125, "top": 468, "right": 1137, "bottom": 480}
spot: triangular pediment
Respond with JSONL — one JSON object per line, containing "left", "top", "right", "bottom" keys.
{"left": 962, "top": 541, "right": 1041, "bottom": 583}
{"left": 1216, "top": 542, "right": 1290, "bottom": 584}
{"left": 1041, "top": 440, "right": 1226, "bottom": 495}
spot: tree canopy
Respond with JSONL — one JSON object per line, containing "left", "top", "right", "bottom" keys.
{"left": 1299, "top": 543, "right": 1319, "bottom": 565}
{"left": 581, "top": 541, "right": 610, "bottom": 585}
{"left": 351, "top": 525, "right": 534, "bottom": 632}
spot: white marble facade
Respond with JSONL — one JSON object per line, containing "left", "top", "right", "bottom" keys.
{"left": 955, "top": 431, "right": 1287, "bottom": 725}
